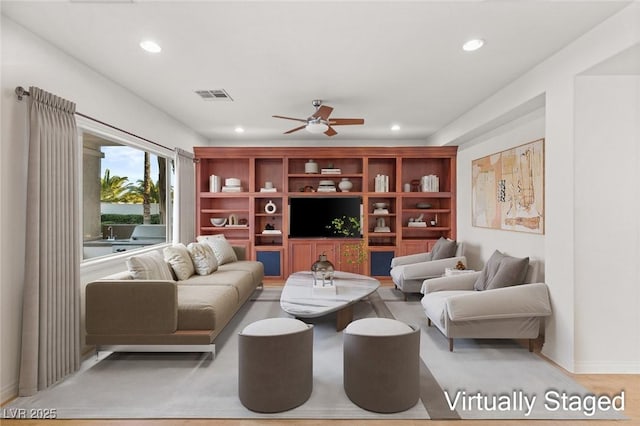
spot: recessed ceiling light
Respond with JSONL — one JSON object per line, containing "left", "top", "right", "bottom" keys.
{"left": 391, "top": 124, "right": 401, "bottom": 131}
{"left": 234, "top": 126, "right": 245, "bottom": 134}
{"left": 139, "top": 40, "right": 161, "bottom": 53}
{"left": 462, "top": 39, "right": 484, "bottom": 52}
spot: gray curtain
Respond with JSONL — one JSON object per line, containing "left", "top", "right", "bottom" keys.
{"left": 19, "top": 87, "right": 80, "bottom": 396}
{"left": 173, "top": 148, "right": 196, "bottom": 244}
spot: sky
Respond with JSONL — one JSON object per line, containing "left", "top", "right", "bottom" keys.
{"left": 101, "top": 146, "right": 160, "bottom": 184}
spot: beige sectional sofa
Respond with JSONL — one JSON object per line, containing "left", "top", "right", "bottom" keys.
{"left": 86, "top": 241, "right": 263, "bottom": 352}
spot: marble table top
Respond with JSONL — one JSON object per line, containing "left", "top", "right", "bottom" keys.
{"left": 280, "top": 270, "right": 380, "bottom": 318}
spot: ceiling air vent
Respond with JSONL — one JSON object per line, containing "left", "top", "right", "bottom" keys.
{"left": 195, "top": 89, "right": 234, "bottom": 101}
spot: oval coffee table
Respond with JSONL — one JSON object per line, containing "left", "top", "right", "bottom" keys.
{"left": 280, "top": 271, "right": 380, "bottom": 331}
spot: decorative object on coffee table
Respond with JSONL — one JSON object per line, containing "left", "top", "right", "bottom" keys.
{"left": 311, "top": 253, "right": 335, "bottom": 287}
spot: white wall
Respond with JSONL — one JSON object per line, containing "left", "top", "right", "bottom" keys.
{"left": 574, "top": 76, "right": 640, "bottom": 372}
{"left": 430, "top": 3, "right": 639, "bottom": 372}
{"left": 456, "top": 108, "right": 546, "bottom": 271}
{"left": 0, "top": 16, "right": 207, "bottom": 401}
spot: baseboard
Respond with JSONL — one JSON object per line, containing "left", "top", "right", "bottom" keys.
{"left": 573, "top": 361, "right": 640, "bottom": 374}
{"left": 1, "top": 380, "right": 18, "bottom": 406}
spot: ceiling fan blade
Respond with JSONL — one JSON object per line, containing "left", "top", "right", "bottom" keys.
{"left": 273, "top": 115, "right": 308, "bottom": 123}
{"left": 312, "top": 105, "right": 334, "bottom": 120}
{"left": 329, "top": 118, "right": 365, "bottom": 126}
{"left": 284, "top": 125, "right": 307, "bottom": 134}
{"left": 324, "top": 126, "right": 338, "bottom": 137}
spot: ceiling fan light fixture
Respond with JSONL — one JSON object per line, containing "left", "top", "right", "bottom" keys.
{"left": 306, "top": 121, "right": 329, "bottom": 134}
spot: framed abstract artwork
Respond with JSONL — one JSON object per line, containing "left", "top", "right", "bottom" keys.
{"left": 472, "top": 138, "right": 544, "bottom": 234}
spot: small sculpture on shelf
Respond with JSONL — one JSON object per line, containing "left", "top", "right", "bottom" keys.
{"left": 374, "top": 217, "right": 390, "bottom": 233}
{"left": 372, "top": 202, "right": 389, "bottom": 215}
{"left": 408, "top": 213, "right": 426, "bottom": 227}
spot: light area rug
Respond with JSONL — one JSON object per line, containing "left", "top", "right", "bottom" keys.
{"left": 4, "top": 287, "right": 626, "bottom": 420}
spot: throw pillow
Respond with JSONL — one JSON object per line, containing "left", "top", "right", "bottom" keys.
{"left": 473, "top": 250, "right": 529, "bottom": 291}
{"left": 126, "top": 251, "right": 174, "bottom": 280}
{"left": 187, "top": 242, "right": 218, "bottom": 275}
{"left": 197, "top": 235, "right": 238, "bottom": 265}
{"left": 431, "top": 237, "right": 457, "bottom": 260}
{"left": 163, "top": 244, "right": 196, "bottom": 281}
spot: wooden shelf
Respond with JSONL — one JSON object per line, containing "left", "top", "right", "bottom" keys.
{"left": 194, "top": 146, "right": 457, "bottom": 279}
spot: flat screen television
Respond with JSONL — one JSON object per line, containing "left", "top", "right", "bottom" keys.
{"left": 289, "top": 196, "right": 362, "bottom": 238}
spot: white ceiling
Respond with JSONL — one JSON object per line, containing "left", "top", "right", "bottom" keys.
{"left": 1, "top": 1, "right": 631, "bottom": 142}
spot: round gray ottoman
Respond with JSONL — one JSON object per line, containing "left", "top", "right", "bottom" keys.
{"left": 238, "top": 317, "right": 313, "bottom": 413}
{"left": 343, "top": 317, "right": 420, "bottom": 413}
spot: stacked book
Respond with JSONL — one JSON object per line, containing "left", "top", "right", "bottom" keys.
{"left": 317, "top": 180, "right": 337, "bottom": 192}
{"left": 421, "top": 175, "right": 439, "bottom": 192}
{"left": 374, "top": 174, "right": 389, "bottom": 192}
{"left": 321, "top": 168, "right": 341, "bottom": 174}
{"left": 221, "top": 186, "right": 243, "bottom": 192}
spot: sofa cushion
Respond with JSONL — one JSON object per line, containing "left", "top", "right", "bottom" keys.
{"left": 126, "top": 251, "right": 174, "bottom": 281}
{"left": 431, "top": 237, "right": 457, "bottom": 260}
{"left": 197, "top": 235, "right": 238, "bottom": 265}
{"left": 163, "top": 244, "right": 195, "bottom": 281}
{"left": 187, "top": 242, "right": 218, "bottom": 275}
{"left": 180, "top": 269, "right": 256, "bottom": 303}
{"left": 218, "top": 260, "right": 264, "bottom": 286}
{"left": 473, "top": 250, "right": 529, "bottom": 291}
{"left": 177, "top": 285, "right": 237, "bottom": 330}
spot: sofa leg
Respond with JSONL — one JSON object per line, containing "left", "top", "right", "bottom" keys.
{"left": 449, "top": 338, "right": 454, "bottom": 352}
{"left": 404, "top": 293, "right": 408, "bottom": 301}
{"left": 529, "top": 339, "right": 533, "bottom": 352}
{"left": 427, "top": 318, "right": 431, "bottom": 327}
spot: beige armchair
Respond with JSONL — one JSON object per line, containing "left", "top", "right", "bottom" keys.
{"left": 390, "top": 239, "right": 465, "bottom": 298}
{"left": 420, "top": 251, "right": 552, "bottom": 351}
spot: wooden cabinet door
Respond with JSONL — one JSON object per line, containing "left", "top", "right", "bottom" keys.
{"left": 289, "top": 241, "right": 313, "bottom": 274}
{"left": 337, "top": 241, "right": 366, "bottom": 274}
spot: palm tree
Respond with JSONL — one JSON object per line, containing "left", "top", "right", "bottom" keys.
{"left": 100, "top": 169, "right": 130, "bottom": 202}
{"left": 123, "top": 179, "right": 159, "bottom": 204}
{"left": 142, "top": 152, "right": 151, "bottom": 224}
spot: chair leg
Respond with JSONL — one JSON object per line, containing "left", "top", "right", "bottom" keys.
{"left": 528, "top": 339, "right": 533, "bottom": 352}
{"left": 449, "top": 338, "right": 454, "bottom": 352}
{"left": 427, "top": 318, "right": 431, "bottom": 327}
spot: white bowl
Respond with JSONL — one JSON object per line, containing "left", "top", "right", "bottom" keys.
{"left": 225, "top": 178, "right": 241, "bottom": 187}
{"left": 210, "top": 217, "right": 227, "bottom": 227}
{"left": 373, "top": 202, "right": 388, "bottom": 209}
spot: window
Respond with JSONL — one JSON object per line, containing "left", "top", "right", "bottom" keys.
{"left": 81, "top": 127, "right": 174, "bottom": 260}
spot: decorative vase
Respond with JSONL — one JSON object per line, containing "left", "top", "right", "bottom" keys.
{"left": 338, "top": 178, "right": 353, "bottom": 192}
{"left": 264, "top": 200, "right": 277, "bottom": 214}
{"left": 311, "top": 253, "right": 335, "bottom": 287}
{"left": 304, "top": 159, "right": 318, "bottom": 174}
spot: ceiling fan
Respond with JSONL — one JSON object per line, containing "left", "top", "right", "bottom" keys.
{"left": 273, "top": 100, "right": 365, "bottom": 137}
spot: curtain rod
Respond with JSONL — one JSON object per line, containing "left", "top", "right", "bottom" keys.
{"left": 15, "top": 86, "right": 174, "bottom": 153}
